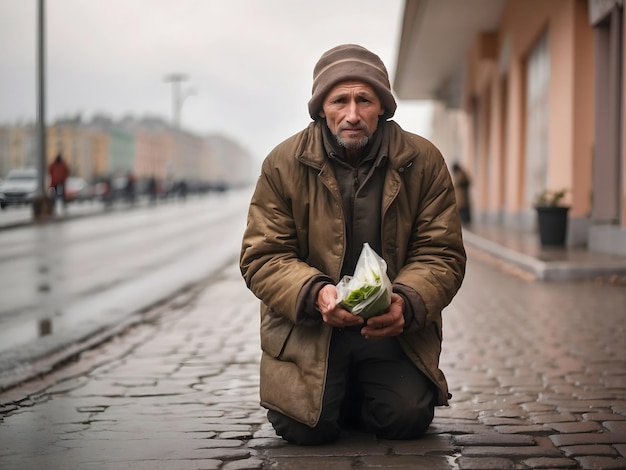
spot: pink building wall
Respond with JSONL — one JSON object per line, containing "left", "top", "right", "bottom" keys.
{"left": 465, "top": 0, "right": 594, "bottom": 227}
{"left": 394, "top": 0, "right": 625, "bottom": 254}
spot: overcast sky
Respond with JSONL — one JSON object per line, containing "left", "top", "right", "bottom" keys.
{"left": 0, "top": 0, "right": 432, "bottom": 162}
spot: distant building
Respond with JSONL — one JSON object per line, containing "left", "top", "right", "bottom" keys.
{"left": 0, "top": 114, "right": 256, "bottom": 191}
{"left": 0, "top": 125, "right": 37, "bottom": 175}
{"left": 203, "top": 135, "right": 257, "bottom": 189}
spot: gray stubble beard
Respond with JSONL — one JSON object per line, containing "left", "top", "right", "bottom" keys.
{"left": 335, "top": 134, "right": 369, "bottom": 150}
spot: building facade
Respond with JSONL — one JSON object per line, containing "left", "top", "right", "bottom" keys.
{"left": 394, "top": 0, "right": 625, "bottom": 256}
{"left": 0, "top": 116, "right": 257, "bottom": 191}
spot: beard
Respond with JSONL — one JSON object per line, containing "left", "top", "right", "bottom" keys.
{"left": 335, "top": 134, "right": 369, "bottom": 149}
{"left": 334, "top": 125, "right": 370, "bottom": 149}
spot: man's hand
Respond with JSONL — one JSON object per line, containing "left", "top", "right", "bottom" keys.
{"left": 360, "top": 293, "right": 405, "bottom": 339}
{"left": 316, "top": 284, "right": 364, "bottom": 328}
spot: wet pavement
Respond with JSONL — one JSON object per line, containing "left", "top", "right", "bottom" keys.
{"left": 1, "top": 243, "right": 625, "bottom": 469}
{"left": 0, "top": 191, "right": 251, "bottom": 392}
{"left": 462, "top": 224, "right": 626, "bottom": 282}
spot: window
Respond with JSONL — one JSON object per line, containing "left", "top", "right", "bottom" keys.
{"left": 524, "top": 32, "right": 550, "bottom": 208}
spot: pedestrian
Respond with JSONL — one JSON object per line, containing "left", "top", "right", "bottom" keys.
{"left": 452, "top": 162, "right": 472, "bottom": 225}
{"left": 101, "top": 175, "right": 114, "bottom": 209}
{"left": 125, "top": 172, "right": 136, "bottom": 206}
{"left": 48, "top": 153, "right": 70, "bottom": 211}
{"left": 147, "top": 176, "right": 157, "bottom": 205}
{"left": 177, "top": 180, "right": 188, "bottom": 201}
{"left": 240, "top": 44, "right": 466, "bottom": 445}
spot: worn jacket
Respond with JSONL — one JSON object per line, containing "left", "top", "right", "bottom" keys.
{"left": 240, "top": 120, "right": 466, "bottom": 427}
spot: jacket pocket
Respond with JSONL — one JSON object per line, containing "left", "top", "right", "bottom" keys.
{"left": 260, "top": 310, "right": 294, "bottom": 359}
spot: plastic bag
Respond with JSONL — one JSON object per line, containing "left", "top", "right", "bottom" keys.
{"left": 336, "top": 243, "right": 392, "bottom": 319}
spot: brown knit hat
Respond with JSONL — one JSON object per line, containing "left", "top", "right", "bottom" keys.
{"left": 308, "top": 44, "right": 397, "bottom": 120}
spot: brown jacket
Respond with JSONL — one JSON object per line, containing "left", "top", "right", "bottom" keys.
{"left": 240, "top": 120, "right": 466, "bottom": 427}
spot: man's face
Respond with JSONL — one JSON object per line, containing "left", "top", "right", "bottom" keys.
{"left": 320, "top": 81, "right": 384, "bottom": 150}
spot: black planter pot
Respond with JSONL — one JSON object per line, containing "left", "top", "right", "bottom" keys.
{"left": 535, "top": 206, "right": 570, "bottom": 247}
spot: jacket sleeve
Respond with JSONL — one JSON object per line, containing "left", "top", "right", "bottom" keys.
{"left": 239, "top": 150, "right": 326, "bottom": 326}
{"left": 394, "top": 143, "right": 466, "bottom": 329}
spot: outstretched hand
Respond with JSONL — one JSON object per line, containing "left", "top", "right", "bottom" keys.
{"left": 316, "top": 284, "right": 364, "bottom": 328}
{"left": 360, "top": 293, "right": 405, "bottom": 339}
{"left": 316, "top": 286, "right": 405, "bottom": 338}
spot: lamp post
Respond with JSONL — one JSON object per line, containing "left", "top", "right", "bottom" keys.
{"left": 179, "top": 86, "right": 197, "bottom": 127}
{"left": 163, "top": 74, "right": 196, "bottom": 192}
{"left": 164, "top": 73, "right": 196, "bottom": 129}
{"left": 33, "top": 0, "right": 52, "bottom": 219}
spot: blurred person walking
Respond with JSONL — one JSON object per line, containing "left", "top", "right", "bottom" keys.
{"left": 125, "top": 172, "right": 136, "bottom": 206}
{"left": 452, "top": 163, "right": 472, "bottom": 225}
{"left": 147, "top": 176, "right": 158, "bottom": 205}
{"left": 101, "top": 175, "right": 114, "bottom": 209}
{"left": 48, "top": 153, "right": 70, "bottom": 212}
{"left": 177, "top": 180, "right": 188, "bottom": 201}
{"left": 240, "top": 44, "right": 466, "bottom": 445}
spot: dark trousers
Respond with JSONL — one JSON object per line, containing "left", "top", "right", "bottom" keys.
{"left": 53, "top": 183, "right": 66, "bottom": 209}
{"left": 268, "top": 328, "right": 436, "bottom": 445}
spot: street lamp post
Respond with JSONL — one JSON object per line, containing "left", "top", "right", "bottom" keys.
{"left": 179, "top": 87, "right": 197, "bottom": 126}
{"left": 164, "top": 73, "right": 196, "bottom": 129}
{"left": 163, "top": 74, "right": 196, "bottom": 192}
{"left": 33, "top": 0, "right": 52, "bottom": 219}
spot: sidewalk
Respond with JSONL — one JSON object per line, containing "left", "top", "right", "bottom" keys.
{"left": 1, "top": 212, "right": 626, "bottom": 469}
{"left": 1, "top": 251, "right": 626, "bottom": 469}
{"left": 463, "top": 223, "right": 626, "bottom": 282}
{"left": 0, "top": 198, "right": 153, "bottom": 230}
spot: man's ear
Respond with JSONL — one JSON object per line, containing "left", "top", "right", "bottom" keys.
{"left": 378, "top": 108, "right": 385, "bottom": 116}
{"left": 319, "top": 110, "right": 326, "bottom": 118}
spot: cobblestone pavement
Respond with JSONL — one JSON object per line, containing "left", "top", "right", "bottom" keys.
{"left": 1, "top": 253, "right": 625, "bottom": 470}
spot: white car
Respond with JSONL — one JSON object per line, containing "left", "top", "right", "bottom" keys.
{"left": 0, "top": 168, "right": 38, "bottom": 209}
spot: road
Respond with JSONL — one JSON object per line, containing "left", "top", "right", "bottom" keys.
{"left": 0, "top": 189, "right": 253, "bottom": 389}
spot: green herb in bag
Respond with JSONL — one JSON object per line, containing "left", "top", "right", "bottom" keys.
{"left": 336, "top": 243, "right": 392, "bottom": 320}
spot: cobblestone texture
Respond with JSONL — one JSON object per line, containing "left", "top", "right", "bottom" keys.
{"left": 1, "top": 252, "right": 625, "bottom": 469}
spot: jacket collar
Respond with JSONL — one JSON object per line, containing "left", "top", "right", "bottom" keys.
{"left": 321, "top": 120, "right": 385, "bottom": 167}
{"left": 297, "top": 120, "right": 418, "bottom": 171}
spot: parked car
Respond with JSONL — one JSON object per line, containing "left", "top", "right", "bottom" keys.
{"left": 64, "top": 177, "right": 93, "bottom": 203}
{"left": 0, "top": 168, "right": 38, "bottom": 209}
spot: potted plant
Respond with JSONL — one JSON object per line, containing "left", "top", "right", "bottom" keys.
{"left": 534, "top": 188, "right": 569, "bottom": 247}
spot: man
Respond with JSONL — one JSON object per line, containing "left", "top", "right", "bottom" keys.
{"left": 48, "top": 153, "right": 70, "bottom": 210}
{"left": 240, "top": 44, "right": 466, "bottom": 445}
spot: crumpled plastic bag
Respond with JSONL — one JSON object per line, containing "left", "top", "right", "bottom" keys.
{"left": 336, "top": 243, "right": 392, "bottom": 320}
